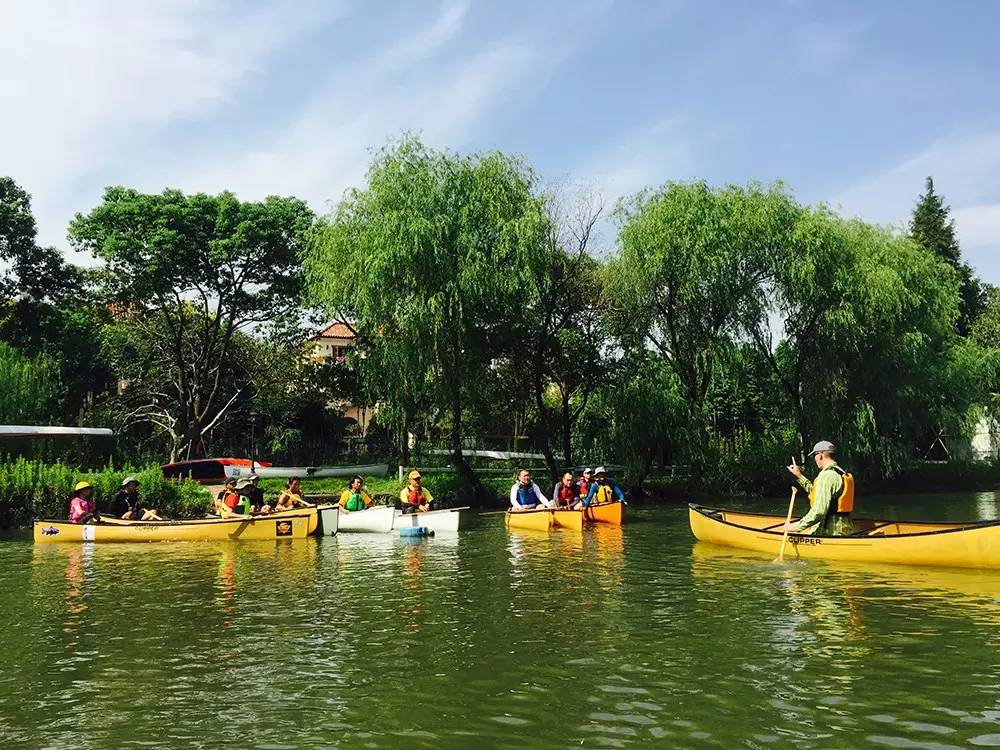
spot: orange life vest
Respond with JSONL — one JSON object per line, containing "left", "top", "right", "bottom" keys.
{"left": 808, "top": 465, "right": 854, "bottom": 514}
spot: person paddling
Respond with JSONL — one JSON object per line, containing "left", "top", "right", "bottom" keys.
{"left": 784, "top": 441, "right": 855, "bottom": 537}
{"left": 339, "top": 475, "right": 372, "bottom": 513}
{"left": 509, "top": 469, "right": 550, "bottom": 512}
{"left": 551, "top": 471, "right": 577, "bottom": 508}
{"left": 68, "top": 481, "right": 100, "bottom": 524}
{"left": 399, "top": 470, "right": 433, "bottom": 514}
{"left": 580, "top": 466, "right": 626, "bottom": 508}
{"left": 112, "top": 476, "right": 163, "bottom": 521}
{"left": 275, "top": 477, "right": 312, "bottom": 511}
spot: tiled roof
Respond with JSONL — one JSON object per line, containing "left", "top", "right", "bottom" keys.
{"left": 317, "top": 322, "right": 356, "bottom": 339}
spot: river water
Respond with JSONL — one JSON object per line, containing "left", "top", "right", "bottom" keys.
{"left": 1, "top": 493, "right": 998, "bottom": 748}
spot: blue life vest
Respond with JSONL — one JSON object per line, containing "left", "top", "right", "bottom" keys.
{"left": 516, "top": 485, "right": 538, "bottom": 506}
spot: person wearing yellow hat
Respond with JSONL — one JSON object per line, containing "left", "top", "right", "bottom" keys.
{"left": 399, "top": 470, "right": 433, "bottom": 514}
{"left": 68, "top": 481, "right": 100, "bottom": 524}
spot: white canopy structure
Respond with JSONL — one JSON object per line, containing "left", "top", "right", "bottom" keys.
{"left": 0, "top": 425, "right": 113, "bottom": 437}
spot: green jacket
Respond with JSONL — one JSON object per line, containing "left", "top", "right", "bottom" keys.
{"left": 793, "top": 462, "right": 855, "bottom": 537}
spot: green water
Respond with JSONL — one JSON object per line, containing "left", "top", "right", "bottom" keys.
{"left": 2, "top": 493, "right": 999, "bottom": 749}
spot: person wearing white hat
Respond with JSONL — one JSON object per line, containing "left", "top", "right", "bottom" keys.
{"left": 580, "top": 466, "right": 626, "bottom": 508}
{"left": 785, "top": 441, "right": 855, "bottom": 536}
{"left": 111, "top": 476, "right": 163, "bottom": 521}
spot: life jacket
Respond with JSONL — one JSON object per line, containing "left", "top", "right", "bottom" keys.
{"left": 406, "top": 487, "right": 425, "bottom": 506}
{"left": 556, "top": 483, "right": 575, "bottom": 504}
{"left": 576, "top": 479, "right": 592, "bottom": 499}
{"left": 592, "top": 482, "right": 615, "bottom": 504}
{"left": 222, "top": 492, "right": 241, "bottom": 512}
{"left": 345, "top": 492, "right": 366, "bottom": 512}
{"left": 516, "top": 484, "right": 538, "bottom": 507}
{"left": 808, "top": 465, "right": 855, "bottom": 514}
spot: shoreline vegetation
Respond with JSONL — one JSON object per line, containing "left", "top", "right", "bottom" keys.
{"left": 2, "top": 458, "right": 998, "bottom": 529}
{"left": 2, "top": 142, "right": 998, "bottom": 508}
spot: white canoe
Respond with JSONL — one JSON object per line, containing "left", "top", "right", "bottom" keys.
{"left": 317, "top": 504, "right": 339, "bottom": 535}
{"left": 229, "top": 463, "right": 391, "bottom": 479}
{"left": 392, "top": 506, "right": 468, "bottom": 534}
{"left": 337, "top": 505, "right": 395, "bottom": 533}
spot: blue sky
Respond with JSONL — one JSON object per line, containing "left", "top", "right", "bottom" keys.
{"left": 2, "top": 0, "right": 998, "bottom": 282}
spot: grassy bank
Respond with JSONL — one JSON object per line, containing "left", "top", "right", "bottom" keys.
{"left": 0, "top": 459, "right": 210, "bottom": 527}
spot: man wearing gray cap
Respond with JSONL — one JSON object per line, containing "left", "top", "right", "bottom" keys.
{"left": 785, "top": 441, "right": 855, "bottom": 536}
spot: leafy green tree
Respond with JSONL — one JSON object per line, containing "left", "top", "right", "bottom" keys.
{"left": 0, "top": 341, "right": 64, "bottom": 424}
{"left": 69, "top": 188, "right": 314, "bottom": 461}
{"left": 909, "top": 177, "right": 984, "bottom": 335}
{"left": 307, "top": 137, "right": 548, "bottom": 497}
{"left": 608, "top": 181, "right": 800, "bottom": 482}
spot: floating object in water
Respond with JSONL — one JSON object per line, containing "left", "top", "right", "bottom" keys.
{"left": 399, "top": 526, "right": 434, "bottom": 538}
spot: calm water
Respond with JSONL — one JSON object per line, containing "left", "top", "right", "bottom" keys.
{"left": 2, "top": 493, "right": 999, "bottom": 749}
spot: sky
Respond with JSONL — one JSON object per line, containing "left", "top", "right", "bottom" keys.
{"left": 2, "top": 0, "right": 999, "bottom": 282}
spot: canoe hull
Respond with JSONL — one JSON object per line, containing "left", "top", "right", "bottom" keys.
{"left": 317, "top": 504, "right": 339, "bottom": 535}
{"left": 393, "top": 507, "right": 467, "bottom": 534}
{"left": 337, "top": 505, "right": 395, "bottom": 533}
{"left": 268, "top": 506, "right": 320, "bottom": 536}
{"left": 584, "top": 501, "right": 624, "bottom": 526}
{"left": 689, "top": 504, "right": 1000, "bottom": 570}
{"left": 33, "top": 514, "right": 312, "bottom": 543}
{"left": 552, "top": 509, "right": 583, "bottom": 531}
{"left": 505, "top": 509, "right": 554, "bottom": 531}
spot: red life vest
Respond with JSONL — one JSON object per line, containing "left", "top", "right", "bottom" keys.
{"left": 556, "top": 483, "right": 575, "bottom": 504}
{"left": 576, "top": 479, "right": 592, "bottom": 499}
{"left": 406, "top": 488, "right": 424, "bottom": 506}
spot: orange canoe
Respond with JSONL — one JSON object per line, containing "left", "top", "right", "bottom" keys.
{"left": 584, "top": 501, "right": 624, "bottom": 526}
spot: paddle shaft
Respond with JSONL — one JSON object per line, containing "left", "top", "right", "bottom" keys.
{"left": 777, "top": 487, "right": 798, "bottom": 561}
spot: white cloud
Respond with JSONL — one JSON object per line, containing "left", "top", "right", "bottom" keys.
{"left": 0, "top": 0, "right": 344, "bottom": 246}
{"left": 575, "top": 116, "right": 703, "bottom": 206}
{"left": 832, "top": 130, "right": 1000, "bottom": 283}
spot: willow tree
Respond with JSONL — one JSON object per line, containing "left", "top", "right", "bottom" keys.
{"left": 307, "top": 137, "right": 548, "bottom": 497}
{"left": 608, "top": 181, "right": 800, "bottom": 482}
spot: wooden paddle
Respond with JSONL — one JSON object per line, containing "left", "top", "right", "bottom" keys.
{"left": 775, "top": 486, "right": 798, "bottom": 563}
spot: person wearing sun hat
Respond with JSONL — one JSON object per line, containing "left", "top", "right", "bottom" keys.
{"left": 785, "top": 440, "right": 855, "bottom": 537}
{"left": 215, "top": 476, "right": 242, "bottom": 516}
{"left": 111, "top": 476, "right": 163, "bottom": 521}
{"left": 580, "top": 466, "right": 626, "bottom": 508}
{"left": 575, "top": 468, "right": 594, "bottom": 503}
{"left": 399, "top": 470, "right": 433, "bottom": 514}
{"left": 68, "top": 481, "right": 100, "bottom": 524}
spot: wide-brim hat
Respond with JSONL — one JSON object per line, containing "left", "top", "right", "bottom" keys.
{"left": 121, "top": 476, "right": 138, "bottom": 487}
{"left": 74, "top": 480, "right": 92, "bottom": 491}
{"left": 595, "top": 466, "right": 607, "bottom": 475}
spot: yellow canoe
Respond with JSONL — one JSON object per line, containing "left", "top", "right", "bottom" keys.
{"left": 551, "top": 509, "right": 583, "bottom": 531}
{"left": 505, "top": 508, "right": 583, "bottom": 532}
{"left": 689, "top": 504, "right": 1000, "bottom": 570}
{"left": 33, "top": 513, "right": 313, "bottom": 543}
{"left": 99, "top": 505, "right": 322, "bottom": 536}
{"left": 584, "top": 501, "right": 625, "bottom": 526}
{"left": 505, "top": 508, "right": 553, "bottom": 532}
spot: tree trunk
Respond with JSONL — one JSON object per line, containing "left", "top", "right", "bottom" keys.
{"left": 448, "top": 397, "right": 483, "bottom": 503}
{"left": 560, "top": 391, "right": 573, "bottom": 469}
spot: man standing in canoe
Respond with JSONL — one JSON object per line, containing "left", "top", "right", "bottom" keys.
{"left": 510, "top": 469, "right": 550, "bottom": 511}
{"left": 786, "top": 440, "right": 855, "bottom": 536}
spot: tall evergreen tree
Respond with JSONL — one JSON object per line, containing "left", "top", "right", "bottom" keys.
{"left": 909, "top": 176, "right": 984, "bottom": 335}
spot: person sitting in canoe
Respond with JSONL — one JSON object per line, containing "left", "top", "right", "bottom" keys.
{"left": 215, "top": 477, "right": 240, "bottom": 516}
{"left": 275, "top": 477, "right": 313, "bottom": 511}
{"left": 68, "top": 481, "right": 100, "bottom": 524}
{"left": 785, "top": 440, "right": 855, "bottom": 537}
{"left": 400, "top": 470, "right": 434, "bottom": 513}
{"left": 510, "top": 469, "right": 550, "bottom": 512}
{"left": 575, "top": 468, "right": 594, "bottom": 503}
{"left": 111, "top": 476, "right": 163, "bottom": 521}
{"left": 339, "top": 475, "right": 372, "bottom": 513}
{"left": 580, "top": 466, "right": 626, "bottom": 508}
{"left": 244, "top": 473, "right": 271, "bottom": 514}
{"left": 551, "top": 471, "right": 577, "bottom": 508}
